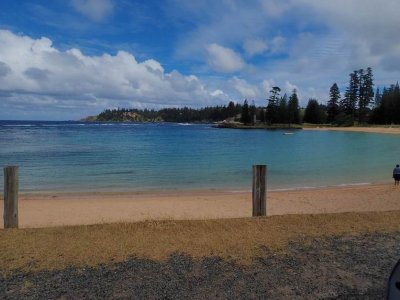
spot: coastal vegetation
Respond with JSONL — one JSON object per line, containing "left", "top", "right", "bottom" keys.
{"left": 89, "top": 102, "right": 242, "bottom": 123}
{"left": 84, "top": 67, "right": 400, "bottom": 127}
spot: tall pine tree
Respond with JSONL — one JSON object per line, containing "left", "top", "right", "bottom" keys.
{"left": 375, "top": 87, "right": 382, "bottom": 107}
{"left": 249, "top": 100, "right": 256, "bottom": 124}
{"left": 358, "top": 67, "right": 374, "bottom": 123}
{"left": 327, "top": 83, "right": 340, "bottom": 123}
{"left": 278, "top": 94, "right": 288, "bottom": 124}
{"left": 304, "top": 99, "right": 325, "bottom": 124}
{"left": 241, "top": 99, "right": 251, "bottom": 124}
{"left": 340, "top": 70, "right": 359, "bottom": 123}
{"left": 266, "top": 86, "right": 281, "bottom": 124}
{"left": 287, "top": 89, "right": 300, "bottom": 124}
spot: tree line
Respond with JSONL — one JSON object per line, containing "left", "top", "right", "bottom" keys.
{"left": 325, "top": 67, "right": 374, "bottom": 125}
{"left": 242, "top": 67, "right": 400, "bottom": 125}
{"left": 96, "top": 102, "right": 242, "bottom": 123}
{"left": 239, "top": 67, "right": 376, "bottom": 125}
{"left": 240, "top": 88, "right": 301, "bottom": 125}
{"left": 95, "top": 67, "right": 400, "bottom": 125}
{"left": 303, "top": 67, "right": 400, "bottom": 125}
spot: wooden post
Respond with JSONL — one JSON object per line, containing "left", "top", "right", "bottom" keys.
{"left": 252, "top": 165, "right": 267, "bottom": 217}
{"left": 4, "top": 166, "right": 19, "bottom": 228}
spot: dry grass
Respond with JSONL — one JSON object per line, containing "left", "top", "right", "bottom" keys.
{"left": 1, "top": 210, "right": 400, "bottom": 273}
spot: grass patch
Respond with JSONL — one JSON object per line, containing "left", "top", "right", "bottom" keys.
{"left": 1, "top": 210, "right": 400, "bottom": 273}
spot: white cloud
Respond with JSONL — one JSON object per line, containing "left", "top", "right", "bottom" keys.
{"left": 206, "top": 43, "right": 245, "bottom": 73}
{"left": 284, "top": 81, "right": 298, "bottom": 95}
{"left": 231, "top": 77, "right": 260, "bottom": 100}
{"left": 261, "top": 80, "right": 275, "bottom": 95}
{"left": 0, "top": 30, "right": 230, "bottom": 118}
{"left": 210, "top": 89, "right": 225, "bottom": 97}
{"left": 210, "top": 89, "right": 230, "bottom": 102}
{"left": 243, "top": 39, "right": 268, "bottom": 57}
{"left": 71, "top": 0, "right": 114, "bottom": 22}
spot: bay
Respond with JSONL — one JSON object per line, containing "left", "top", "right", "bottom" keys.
{"left": 0, "top": 121, "right": 398, "bottom": 192}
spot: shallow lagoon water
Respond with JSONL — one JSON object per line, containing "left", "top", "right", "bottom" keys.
{"left": 0, "top": 121, "right": 399, "bottom": 192}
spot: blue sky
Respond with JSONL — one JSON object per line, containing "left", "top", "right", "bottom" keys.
{"left": 1, "top": 0, "right": 400, "bottom": 120}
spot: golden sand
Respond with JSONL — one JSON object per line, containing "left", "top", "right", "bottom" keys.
{"left": 1, "top": 183, "right": 399, "bottom": 228}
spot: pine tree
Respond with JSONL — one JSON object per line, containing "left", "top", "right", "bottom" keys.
{"left": 327, "top": 83, "right": 340, "bottom": 123}
{"left": 340, "top": 70, "right": 359, "bottom": 123}
{"left": 249, "top": 100, "right": 256, "bottom": 124}
{"left": 394, "top": 82, "right": 400, "bottom": 124}
{"left": 364, "top": 67, "right": 374, "bottom": 106}
{"left": 358, "top": 67, "right": 374, "bottom": 123}
{"left": 287, "top": 89, "right": 300, "bottom": 124}
{"left": 374, "top": 87, "right": 381, "bottom": 107}
{"left": 371, "top": 84, "right": 400, "bottom": 124}
{"left": 304, "top": 99, "right": 322, "bottom": 124}
{"left": 241, "top": 99, "right": 251, "bottom": 124}
{"left": 258, "top": 108, "right": 266, "bottom": 123}
{"left": 227, "top": 101, "right": 236, "bottom": 118}
{"left": 266, "top": 86, "right": 281, "bottom": 124}
{"left": 277, "top": 94, "right": 288, "bottom": 124}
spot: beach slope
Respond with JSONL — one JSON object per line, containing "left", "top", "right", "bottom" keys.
{"left": 1, "top": 183, "right": 398, "bottom": 228}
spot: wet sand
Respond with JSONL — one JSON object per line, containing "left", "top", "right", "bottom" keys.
{"left": 1, "top": 183, "right": 399, "bottom": 228}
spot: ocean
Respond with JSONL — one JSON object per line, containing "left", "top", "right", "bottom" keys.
{"left": 0, "top": 121, "right": 398, "bottom": 192}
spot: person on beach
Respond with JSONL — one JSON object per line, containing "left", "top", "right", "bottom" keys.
{"left": 393, "top": 164, "right": 400, "bottom": 186}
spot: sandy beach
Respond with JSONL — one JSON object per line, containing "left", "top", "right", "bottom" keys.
{"left": 304, "top": 126, "right": 400, "bottom": 135}
{"left": 1, "top": 183, "right": 399, "bottom": 228}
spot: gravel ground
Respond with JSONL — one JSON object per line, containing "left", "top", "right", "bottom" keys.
{"left": 2, "top": 231, "right": 399, "bottom": 299}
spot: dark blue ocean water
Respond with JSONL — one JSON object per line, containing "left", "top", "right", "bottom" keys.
{"left": 0, "top": 121, "right": 399, "bottom": 192}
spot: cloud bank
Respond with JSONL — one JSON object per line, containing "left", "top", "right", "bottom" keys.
{"left": 0, "top": 30, "right": 231, "bottom": 119}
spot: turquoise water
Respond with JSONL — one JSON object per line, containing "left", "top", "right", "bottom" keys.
{"left": 0, "top": 121, "right": 399, "bottom": 192}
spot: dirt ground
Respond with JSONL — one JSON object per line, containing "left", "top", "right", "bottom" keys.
{"left": 2, "top": 231, "right": 398, "bottom": 299}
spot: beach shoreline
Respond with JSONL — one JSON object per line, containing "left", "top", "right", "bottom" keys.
{"left": 304, "top": 126, "right": 400, "bottom": 135}
{"left": 2, "top": 182, "right": 399, "bottom": 228}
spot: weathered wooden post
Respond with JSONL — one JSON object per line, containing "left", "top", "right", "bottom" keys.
{"left": 4, "top": 166, "right": 19, "bottom": 228}
{"left": 252, "top": 165, "right": 267, "bottom": 217}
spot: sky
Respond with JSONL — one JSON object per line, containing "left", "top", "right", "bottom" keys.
{"left": 1, "top": 0, "right": 400, "bottom": 120}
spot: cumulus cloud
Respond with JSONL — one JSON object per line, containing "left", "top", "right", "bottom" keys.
{"left": 230, "top": 77, "right": 260, "bottom": 100}
{"left": 0, "top": 30, "right": 230, "bottom": 118}
{"left": 206, "top": 43, "right": 245, "bottom": 73}
{"left": 71, "top": 0, "right": 114, "bottom": 22}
